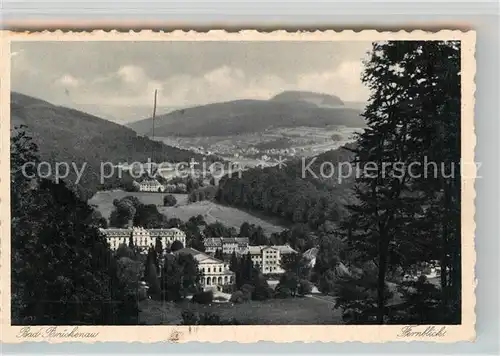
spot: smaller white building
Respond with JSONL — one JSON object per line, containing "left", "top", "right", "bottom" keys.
{"left": 241, "top": 245, "right": 297, "bottom": 275}
{"left": 204, "top": 237, "right": 249, "bottom": 255}
{"left": 175, "top": 247, "right": 235, "bottom": 290}
{"left": 133, "top": 179, "right": 165, "bottom": 192}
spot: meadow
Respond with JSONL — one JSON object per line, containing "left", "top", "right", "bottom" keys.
{"left": 89, "top": 190, "right": 286, "bottom": 235}
{"left": 139, "top": 295, "right": 342, "bottom": 325}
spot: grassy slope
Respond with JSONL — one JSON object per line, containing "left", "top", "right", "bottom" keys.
{"left": 89, "top": 190, "right": 286, "bottom": 235}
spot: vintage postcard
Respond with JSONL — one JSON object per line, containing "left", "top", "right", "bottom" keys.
{"left": 0, "top": 30, "right": 476, "bottom": 343}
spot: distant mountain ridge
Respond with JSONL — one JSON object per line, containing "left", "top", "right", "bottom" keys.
{"left": 10, "top": 92, "right": 207, "bottom": 200}
{"left": 270, "top": 90, "right": 344, "bottom": 108}
{"left": 128, "top": 91, "right": 366, "bottom": 137}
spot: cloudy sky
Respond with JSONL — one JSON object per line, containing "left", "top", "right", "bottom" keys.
{"left": 12, "top": 41, "right": 372, "bottom": 123}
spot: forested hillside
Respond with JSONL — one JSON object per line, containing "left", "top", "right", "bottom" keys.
{"left": 216, "top": 143, "right": 357, "bottom": 230}
{"left": 11, "top": 92, "right": 209, "bottom": 200}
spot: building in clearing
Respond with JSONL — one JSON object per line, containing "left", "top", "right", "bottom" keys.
{"left": 241, "top": 245, "right": 297, "bottom": 275}
{"left": 174, "top": 247, "right": 235, "bottom": 290}
{"left": 133, "top": 178, "right": 165, "bottom": 192}
{"left": 100, "top": 227, "right": 186, "bottom": 251}
{"left": 204, "top": 237, "right": 249, "bottom": 255}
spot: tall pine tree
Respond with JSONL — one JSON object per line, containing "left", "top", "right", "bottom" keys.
{"left": 337, "top": 41, "right": 461, "bottom": 324}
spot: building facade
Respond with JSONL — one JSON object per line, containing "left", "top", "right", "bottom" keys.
{"left": 242, "top": 245, "right": 297, "bottom": 275}
{"left": 133, "top": 179, "right": 165, "bottom": 192}
{"left": 204, "top": 237, "right": 249, "bottom": 254}
{"left": 175, "top": 248, "right": 235, "bottom": 290}
{"left": 100, "top": 227, "right": 186, "bottom": 251}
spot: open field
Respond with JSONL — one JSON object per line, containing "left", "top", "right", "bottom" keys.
{"left": 89, "top": 190, "right": 286, "bottom": 234}
{"left": 88, "top": 190, "right": 189, "bottom": 220}
{"left": 139, "top": 295, "right": 342, "bottom": 325}
{"left": 160, "top": 200, "right": 286, "bottom": 235}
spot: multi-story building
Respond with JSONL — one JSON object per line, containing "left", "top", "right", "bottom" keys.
{"left": 204, "top": 237, "right": 249, "bottom": 255}
{"left": 100, "top": 227, "right": 186, "bottom": 251}
{"left": 174, "top": 247, "right": 235, "bottom": 290}
{"left": 241, "top": 245, "right": 297, "bottom": 275}
{"left": 133, "top": 178, "right": 165, "bottom": 192}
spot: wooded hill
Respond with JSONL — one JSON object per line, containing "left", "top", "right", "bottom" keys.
{"left": 128, "top": 91, "right": 365, "bottom": 137}
{"left": 10, "top": 92, "right": 210, "bottom": 200}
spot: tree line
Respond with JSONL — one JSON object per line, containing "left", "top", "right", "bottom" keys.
{"left": 11, "top": 129, "right": 139, "bottom": 325}
{"left": 315, "top": 41, "right": 462, "bottom": 324}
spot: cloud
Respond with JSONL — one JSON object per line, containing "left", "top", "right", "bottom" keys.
{"left": 57, "top": 74, "right": 81, "bottom": 88}
{"left": 117, "top": 65, "right": 146, "bottom": 84}
{"left": 11, "top": 41, "right": 373, "bottom": 122}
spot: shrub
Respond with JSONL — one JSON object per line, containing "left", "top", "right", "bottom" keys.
{"left": 275, "top": 286, "right": 291, "bottom": 299}
{"left": 170, "top": 240, "right": 184, "bottom": 252}
{"left": 241, "top": 284, "right": 254, "bottom": 301}
{"left": 221, "top": 284, "right": 236, "bottom": 294}
{"left": 181, "top": 310, "right": 199, "bottom": 325}
{"left": 182, "top": 311, "right": 240, "bottom": 325}
{"left": 230, "top": 290, "right": 245, "bottom": 304}
{"left": 191, "top": 290, "right": 214, "bottom": 304}
{"left": 199, "top": 312, "right": 240, "bottom": 325}
{"left": 163, "top": 194, "right": 177, "bottom": 207}
{"left": 298, "top": 279, "right": 313, "bottom": 296}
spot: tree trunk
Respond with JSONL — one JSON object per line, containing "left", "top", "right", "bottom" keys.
{"left": 376, "top": 235, "right": 389, "bottom": 324}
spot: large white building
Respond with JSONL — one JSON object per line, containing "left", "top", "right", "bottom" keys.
{"left": 241, "top": 245, "right": 297, "bottom": 275}
{"left": 204, "top": 237, "right": 249, "bottom": 255}
{"left": 100, "top": 227, "right": 186, "bottom": 251}
{"left": 133, "top": 179, "right": 165, "bottom": 192}
{"left": 174, "top": 247, "right": 235, "bottom": 290}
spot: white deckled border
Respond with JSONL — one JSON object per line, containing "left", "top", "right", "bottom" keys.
{"left": 0, "top": 29, "right": 476, "bottom": 344}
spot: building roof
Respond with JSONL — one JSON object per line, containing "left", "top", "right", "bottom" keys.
{"left": 174, "top": 247, "right": 224, "bottom": 264}
{"left": 241, "top": 245, "right": 297, "bottom": 255}
{"left": 204, "top": 238, "right": 223, "bottom": 247}
{"left": 204, "top": 237, "right": 249, "bottom": 247}
{"left": 100, "top": 227, "right": 185, "bottom": 237}
{"left": 137, "top": 178, "right": 162, "bottom": 186}
{"left": 224, "top": 237, "right": 249, "bottom": 244}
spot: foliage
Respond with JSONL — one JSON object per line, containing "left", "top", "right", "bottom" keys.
{"left": 204, "top": 221, "right": 237, "bottom": 238}
{"left": 188, "top": 185, "right": 217, "bottom": 202}
{"left": 229, "top": 251, "right": 238, "bottom": 272}
{"left": 116, "top": 244, "right": 136, "bottom": 260}
{"left": 281, "top": 253, "right": 311, "bottom": 280}
{"left": 161, "top": 253, "right": 201, "bottom": 301}
{"left": 11, "top": 92, "right": 210, "bottom": 200}
{"left": 269, "top": 223, "right": 316, "bottom": 252}
{"left": 230, "top": 290, "right": 245, "bottom": 304}
{"left": 214, "top": 249, "right": 224, "bottom": 261}
{"left": 181, "top": 310, "right": 240, "bottom": 325}
{"left": 170, "top": 240, "right": 184, "bottom": 252}
{"left": 116, "top": 257, "right": 144, "bottom": 297}
{"left": 191, "top": 290, "right": 214, "bottom": 305}
{"left": 297, "top": 279, "right": 313, "bottom": 296}
{"left": 389, "top": 276, "right": 443, "bottom": 324}
{"left": 133, "top": 203, "right": 166, "bottom": 228}
{"left": 163, "top": 194, "right": 177, "bottom": 207}
{"left": 11, "top": 129, "right": 137, "bottom": 324}
{"left": 216, "top": 145, "right": 355, "bottom": 232}
{"left": 334, "top": 41, "right": 461, "bottom": 324}
{"left": 276, "top": 272, "right": 299, "bottom": 297}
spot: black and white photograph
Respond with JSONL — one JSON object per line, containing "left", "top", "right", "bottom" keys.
{"left": 4, "top": 31, "right": 475, "bottom": 341}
